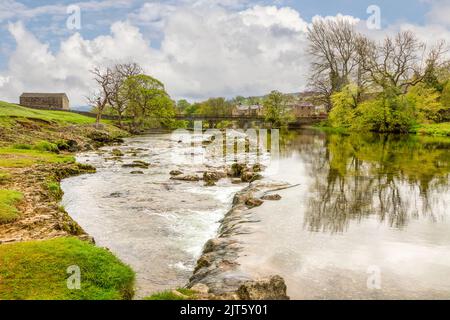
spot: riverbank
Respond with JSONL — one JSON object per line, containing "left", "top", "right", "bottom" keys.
{"left": 313, "top": 121, "right": 450, "bottom": 136}
{"left": 0, "top": 101, "right": 135, "bottom": 299}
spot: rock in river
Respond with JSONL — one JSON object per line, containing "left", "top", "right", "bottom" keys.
{"left": 261, "top": 194, "right": 282, "bottom": 201}
{"left": 170, "top": 174, "right": 201, "bottom": 182}
{"left": 237, "top": 275, "right": 289, "bottom": 300}
{"left": 169, "top": 170, "right": 183, "bottom": 176}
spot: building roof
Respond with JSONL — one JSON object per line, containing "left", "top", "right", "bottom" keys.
{"left": 20, "top": 93, "right": 69, "bottom": 99}
{"left": 235, "top": 104, "right": 262, "bottom": 111}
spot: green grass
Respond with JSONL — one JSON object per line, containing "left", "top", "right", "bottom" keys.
{"left": 0, "top": 189, "right": 23, "bottom": 224}
{"left": 0, "top": 101, "right": 96, "bottom": 125}
{"left": 412, "top": 122, "right": 450, "bottom": 136}
{"left": 0, "top": 171, "right": 11, "bottom": 184}
{"left": 0, "top": 147, "right": 74, "bottom": 168}
{"left": 0, "top": 237, "right": 135, "bottom": 300}
{"left": 145, "top": 288, "right": 197, "bottom": 300}
{"left": 46, "top": 181, "right": 63, "bottom": 200}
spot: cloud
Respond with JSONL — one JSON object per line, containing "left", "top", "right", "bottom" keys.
{"left": 0, "top": 3, "right": 311, "bottom": 105}
{"left": 426, "top": 0, "right": 450, "bottom": 27}
{"left": 0, "top": 2, "right": 449, "bottom": 107}
{"left": 0, "top": 0, "right": 134, "bottom": 22}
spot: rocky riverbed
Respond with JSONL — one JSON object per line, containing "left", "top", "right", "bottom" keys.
{"left": 61, "top": 132, "right": 289, "bottom": 299}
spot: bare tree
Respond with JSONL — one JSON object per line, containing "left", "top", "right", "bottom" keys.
{"left": 307, "top": 17, "right": 360, "bottom": 110}
{"left": 88, "top": 66, "right": 114, "bottom": 127}
{"left": 359, "top": 31, "right": 446, "bottom": 93}
{"left": 107, "top": 63, "right": 143, "bottom": 127}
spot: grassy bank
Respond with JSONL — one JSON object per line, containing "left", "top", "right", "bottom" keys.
{"left": 410, "top": 122, "right": 450, "bottom": 136}
{"left": 0, "top": 237, "right": 135, "bottom": 300}
{"left": 314, "top": 121, "right": 450, "bottom": 137}
{"left": 0, "top": 101, "right": 135, "bottom": 300}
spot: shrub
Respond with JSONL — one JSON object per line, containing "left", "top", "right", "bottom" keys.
{"left": 34, "top": 141, "right": 59, "bottom": 153}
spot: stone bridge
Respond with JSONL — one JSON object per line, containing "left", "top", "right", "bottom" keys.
{"left": 174, "top": 114, "right": 327, "bottom": 128}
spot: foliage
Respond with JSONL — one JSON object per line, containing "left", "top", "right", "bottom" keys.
{"left": 34, "top": 141, "right": 60, "bottom": 153}
{"left": 216, "top": 120, "right": 234, "bottom": 129}
{"left": 354, "top": 93, "right": 415, "bottom": 133}
{"left": 0, "top": 189, "right": 23, "bottom": 224}
{"left": 441, "top": 82, "right": 450, "bottom": 112}
{"left": 328, "top": 85, "right": 358, "bottom": 128}
{"left": 406, "top": 84, "right": 444, "bottom": 122}
{"left": 194, "top": 97, "right": 232, "bottom": 116}
{"left": 46, "top": 181, "right": 63, "bottom": 200}
{"left": 123, "top": 74, "right": 175, "bottom": 130}
{"left": 263, "top": 91, "right": 295, "bottom": 128}
{"left": 412, "top": 122, "right": 450, "bottom": 136}
{"left": 0, "top": 237, "right": 135, "bottom": 300}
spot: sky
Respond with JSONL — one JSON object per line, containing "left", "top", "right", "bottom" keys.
{"left": 0, "top": 0, "right": 449, "bottom": 107}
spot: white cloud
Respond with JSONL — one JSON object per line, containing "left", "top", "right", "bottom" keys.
{"left": 1, "top": 2, "right": 449, "bottom": 107}
{"left": 0, "top": 3, "right": 311, "bottom": 105}
{"left": 426, "top": 0, "right": 450, "bottom": 27}
{"left": 0, "top": 0, "right": 134, "bottom": 22}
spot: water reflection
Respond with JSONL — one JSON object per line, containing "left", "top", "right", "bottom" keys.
{"left": 281, "top": 131, "right": 450, "bottom": 233}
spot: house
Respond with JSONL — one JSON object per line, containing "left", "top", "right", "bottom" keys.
{"left": 232, "top": 104, "right": 263, "bottom": 117}
{"left": 20, "top": 93, "right": 70, "bottom": 110}
{"left": 290, "top": 102, "right": 315, "bottom": 117}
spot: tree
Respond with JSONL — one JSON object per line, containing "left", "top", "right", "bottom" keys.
{"left": 108, "top": 63, "right": 143, "bottom": 127}
{"left": 88, "top": 66, "right": 114, "bottom": 127}
{"left": 123, "top": 74, "right": 175, "bottom": 130}
{"left": 328, "top": 85, "right": 359, "bottom": 128}
{"left": 359, "top": 32, "right": 445, "bottom": 94}
{"left": 406, "top": 83, "right": 443, "bottom": 122}
{"left": 263, "top": 91, "right": 295, "bottom": 127}
{"left": 307, "top": 17, "right": 361, "bottom": 110}
{"left": 176, "top": 99, "right": 191, "bottom": 115}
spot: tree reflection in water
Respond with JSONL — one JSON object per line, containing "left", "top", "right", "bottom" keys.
{"left": 281, "top": 131, "right": 450, "bottom": 233}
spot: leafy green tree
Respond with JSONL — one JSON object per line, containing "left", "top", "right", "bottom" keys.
{"left": 123, "top": 74, "right": 175, "bottom": 130}
{"left": 328, "top": 85, "right": 359, "bottom": 128}
{"left": 355, "top": 92, "right": 415, "bottom": 133}
{"left": 176, "top": 99, "right": 191, "bottom": 114}
{"left": 406, "top": 83, "right": 443, "bottom": 122}
{"left": 263, "top": 91, "right": 295, "bottom": 128}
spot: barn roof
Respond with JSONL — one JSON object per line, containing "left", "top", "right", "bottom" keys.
{"left": 20, "top": 93, "right": 69, "bottom": 99}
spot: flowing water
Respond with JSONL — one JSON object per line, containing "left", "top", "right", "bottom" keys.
{"left": 62, "top": 129, "right": 450, "bottom": 299}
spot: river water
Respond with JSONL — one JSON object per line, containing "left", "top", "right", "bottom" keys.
{"left": 62, "top": 129, "right": 450, "bottom": 299}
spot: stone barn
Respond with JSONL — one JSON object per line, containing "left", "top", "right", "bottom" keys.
{"left": 20, "top": 93, "right": 70, "bottom": 110}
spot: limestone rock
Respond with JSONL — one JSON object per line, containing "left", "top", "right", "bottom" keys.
{"left": 237, "top": 275, "right": 289, "bottom": 300}
{"left": 111, "top": 148, "right": 124, "bottom": 157}
{"left": 245, "top": 198, "right": 264, "bottom": 208}
{"left": 190, "top": 283, "right": 210, "bottom": 295}
{"left": 241, "top": 171, "right": 262, "bottom": 183}
{"left": 170, "top": 170, "right": 183, "bottom": 176}
{"left": 170, "top": 174, "right": 200, "bottom": 182}
{"left": 261, "top": 194, "right": 282, "bottom": 201}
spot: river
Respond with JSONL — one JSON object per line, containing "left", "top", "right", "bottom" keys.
{"left": 61, "top": 128, "right": 450, "bottom": 299}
